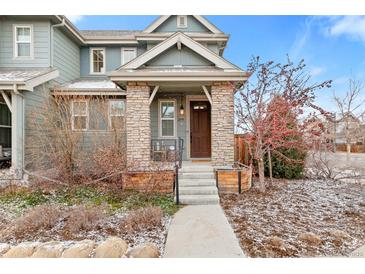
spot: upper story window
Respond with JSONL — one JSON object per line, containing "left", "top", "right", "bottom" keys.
{"left": 121, "top": 48, "right": 137, "bottom": 65}
{"left": 177, "top": 16, "right": 187, "bottom": 28}
{"left": 90, "top": 48, "right": 105, "bottom": 74}
{"left": 13, "top": 25, "right": 33, "bottom": 58}
{"left": 159, "top": 100, "right": 176, "bottom": 138}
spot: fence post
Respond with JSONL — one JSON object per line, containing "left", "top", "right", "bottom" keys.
{"left": 238, "top": 170, "right": 241, "bottom": 194}
{"left": 175, "top": 165, "right": 179, "bottom": 205}
{"left": 215, "top": 170, "right": 219, "bottom": 189}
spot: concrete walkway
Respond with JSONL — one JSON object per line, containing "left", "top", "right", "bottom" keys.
{"left": 163, "top": 205, "right": 245, "bottom": 258}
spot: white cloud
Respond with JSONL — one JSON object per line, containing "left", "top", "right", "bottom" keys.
{"left": 326, "top": 16, "right": 365, "bottom": 42}
{"left": 66, "top": 15, "right": 85, "bottom": 24}
{"left": 310, "top": 66, "right": 326, "bottom": 77}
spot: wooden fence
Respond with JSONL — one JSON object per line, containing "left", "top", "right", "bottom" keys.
{"left": 234, "top": 134, "right": 249, "bottom": 164}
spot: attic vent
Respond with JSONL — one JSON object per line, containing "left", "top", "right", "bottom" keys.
{"left": 177, "top": 15, "right": 187, "bottom": 28}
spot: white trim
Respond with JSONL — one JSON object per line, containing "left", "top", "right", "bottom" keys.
{"left": 148, "top": 85, "right": 159, "bottom": 105}
{"left": 108, "top": 99, "right": 125, "bottom": 130}
{"left": 0, "top": 90, "right": 13, "bottom": 113}
{"left": 158, "top": 99, "right": 177, "bottom": 139}
{"left": 52, "top": 91, "right": 125, "bottom": 96}
{"left": 177, "top": 15, "right": 187, "bottom": 28}
{"left": 202, "top": 85, "right": 212, "bottom": 105}
{"left": 89, "top": 47, "right": 106, "bottom": 75}
{"left": 116, "top": 32, "right": 241, "bottom": 71}
{"left": 71, "top": 99, "right": 89, "bottom": 131}
{"left": 185, "top": 95, "right": 210, "bottom": 160}
{"left": 13, "top": 24, "right": 34, "bottom": 59}
{"left": 121, "top": 47, "right": 137, "bottom": 66}
{"left": 143, "top": 15, "right": 222, "bottom": 34}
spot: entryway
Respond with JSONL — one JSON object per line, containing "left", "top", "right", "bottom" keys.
{"left": 189, "top": 100, "right": 211, "bottom": 158}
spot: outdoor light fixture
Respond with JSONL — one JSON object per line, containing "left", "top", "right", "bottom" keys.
{"left": 179, "top": 95, "right": 184, "bottom": 115}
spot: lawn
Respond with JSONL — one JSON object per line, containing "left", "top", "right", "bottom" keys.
{"left": 0, "top": 183, "right": 179, "bottom": 254}
{"left": 220, "top": 179, "right": 364, "bottom": 257}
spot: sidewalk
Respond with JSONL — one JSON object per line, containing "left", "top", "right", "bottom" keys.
{"left": 163, "top": 205, "right": 245, "bottom": 258}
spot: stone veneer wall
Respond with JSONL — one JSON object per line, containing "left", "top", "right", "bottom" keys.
{"left": 126, "top": 83, "right": 151, "bottom": 169}
{"left": 211, "top": 82, "right": 235, "bottom": 167}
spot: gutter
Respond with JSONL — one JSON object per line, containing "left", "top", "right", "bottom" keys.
{"left": 50, "top": 18, "right": 66, "bottom": 67}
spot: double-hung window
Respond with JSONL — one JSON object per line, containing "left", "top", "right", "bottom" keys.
{"left": 121, "top": 48, "right": 137, "bottom": 65}
{"left": 90, "top": 48, "right": 105, "bottom": 74}
{"left": 159, "top": 100, "right": 176, "bottom": 138}
{"left": 14, "top": 25, "right": 33, "bottom": 58}
{"left": 177, "top": 16, "right": 187, "bottom": 28}
{"left": 72, "top": 100, "right": 89, "bottom": 131}
{"left": 109, "top": 100, "right": 125, "bottom": 130}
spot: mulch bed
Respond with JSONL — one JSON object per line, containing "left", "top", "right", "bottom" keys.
{"left": 220, "top": 179, "right": 365, "bottom": 257}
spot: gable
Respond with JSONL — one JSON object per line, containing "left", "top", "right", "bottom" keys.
{"left": 154, "top": 16, "right": 211, "bottom": 33}
{"left": 146, "top": 45, "right": 214, "bottom": 67}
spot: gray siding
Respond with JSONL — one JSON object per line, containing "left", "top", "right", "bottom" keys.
{"left": 52, "top": 28, "right": 80, "bottom": 83}
{"left": 0, "top": 18, "right": 50, "bottom": 67}
{"left": 80, "top": 45, "right": 146, "bottom": 77}
{"left": 154, "top": 16, "right": 211, "bottom": 33}
{"left": 146, "top": 45, "right": 213, "bottom": 67}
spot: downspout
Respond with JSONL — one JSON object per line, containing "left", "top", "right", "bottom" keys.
{"left": 50, "top": 18, "right": 66, "bottom": 67}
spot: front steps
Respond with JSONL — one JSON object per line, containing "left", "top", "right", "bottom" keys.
{"left": 176, "top": 162, "right": 219, "bottom": 205}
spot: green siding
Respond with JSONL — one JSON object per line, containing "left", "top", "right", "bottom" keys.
{"left": 154, "top": 16, "right": 211, "bottom": 33}
{"left": 53, "top": 28, "right": 80, "bottom": 83}
{"left": 0, "top": 18, "right": 51, "bottom": 67}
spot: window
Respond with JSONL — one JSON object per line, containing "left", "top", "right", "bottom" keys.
{"left": 109, "top": 100, "right": 125, "bottom": 130}
{"left": 121, "top": 48, "right": 137, "bottom": 65}
{"left": 177, "top": 15, "right": 187, "bottom": 28}
{"left": 14, "top": 25, "right": 32, "bottom": 58}
{"left": 72, "top": 100, "right": 89, "bottom": 131}
{"left": 90, "top": 48, "right": 105, "bottom": 74}
{"left": 159, "top": 100, "right": 176, "bottom": 138}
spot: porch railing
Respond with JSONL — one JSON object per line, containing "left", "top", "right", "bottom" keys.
{"left": 151, "top": 137, "right": 184, "bottom": 204}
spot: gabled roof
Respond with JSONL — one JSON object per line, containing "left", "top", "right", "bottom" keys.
{"left": 143, "top": 15, "right": 223, "bottom": 34}
{"left": 113, "top": 32, "right": 241, "bottom": 71}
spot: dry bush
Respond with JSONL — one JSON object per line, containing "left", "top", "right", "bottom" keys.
{"left": 61, "top": 205, "right": 107, "bottom": 237}
{"left": 121, "top": 206, "right": 163, "bottom": 233}
{"left": 2, "top": 204, "right": 62, "bottom": 240}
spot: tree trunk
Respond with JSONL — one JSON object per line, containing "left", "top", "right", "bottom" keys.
{"left": 346, "top": 142, "right": 351, "bottom": 165}
{"left": 257, "top": 158, "right": 266, "bottom": 192}
{"left": 268, "top": 149, "right": 273, "bottom": 186}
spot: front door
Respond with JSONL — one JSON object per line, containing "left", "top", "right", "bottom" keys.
{"left": 190, "top": 101, "right": 211, "bottom": 158}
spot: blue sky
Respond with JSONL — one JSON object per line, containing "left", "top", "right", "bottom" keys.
{"left": 70, "top": 15, "right": 365, "bottom": 112}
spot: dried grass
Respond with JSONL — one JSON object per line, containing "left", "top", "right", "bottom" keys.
{"left": 121, "top": 206, "right": 163, "bottom": 233}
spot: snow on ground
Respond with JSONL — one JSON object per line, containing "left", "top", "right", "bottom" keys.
{"left": 221, "top": 179, "right": 365, "bottom": 257}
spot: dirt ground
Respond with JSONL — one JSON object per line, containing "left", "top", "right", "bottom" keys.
{"left": 220, "top": 179, "right": 365, "bottom": 257}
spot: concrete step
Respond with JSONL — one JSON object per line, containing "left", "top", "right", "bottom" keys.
{"left": 179, "top": 186, "right": 218, "bottom": 195}
{"left": 176, "top": 195, "right": 220, "bottom": 205}
{"left": 180, "top": 166, "right": 214, "bottom": 173}
{"left": 179, "top": 172, "right": 215, "bottom": 180}
{"left": 179, "top": 178, "right": 216, "bottom": 187}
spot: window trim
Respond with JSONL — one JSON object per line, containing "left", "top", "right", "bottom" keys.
{"left": 13, "top": 24, "right": 34, "bottom": 59}
{"left": 158, "top": 99, "right": 177, "bottom": 138}
{"left": 89, "top": 47, "right": 106, "bottom": 75}
{"left": 108, "top": 99, "right": 125, "bottom": 130}
{"left": 177, "top": 15, "right": 187, "bottom": 28}
{"left": 0, "top": 101, "right": 11, "bottom": 128}
{"left": 71, "top": 99, "right": 89, "bottom": 131}
{"left": 121, "top": 47, "right": 137, "bottom": 65}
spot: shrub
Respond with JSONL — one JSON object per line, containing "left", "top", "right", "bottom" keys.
{"left": 264, "top": 148, "right": 307, "bottom": 179}
{"left": 121, "top": 206, "right": 163, "bottom": 233}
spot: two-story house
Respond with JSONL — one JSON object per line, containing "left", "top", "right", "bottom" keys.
{"left": 0, "top": 15, "right": 249, "bottom": 182}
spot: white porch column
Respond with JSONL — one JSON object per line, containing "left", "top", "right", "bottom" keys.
{"left": 11, "top": 92, "right": 24, "bottom": 172}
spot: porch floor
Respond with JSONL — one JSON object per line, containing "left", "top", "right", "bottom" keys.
{"left": 163, "top": 205, "right": 245, "bottom": 257}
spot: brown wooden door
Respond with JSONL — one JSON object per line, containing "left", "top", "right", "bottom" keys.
{"left": 190, "top": 101, "right": 211, "bottom": 158}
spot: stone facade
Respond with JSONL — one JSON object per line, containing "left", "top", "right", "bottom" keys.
{"left": 211, "top": 82, "right": 235, "bottom": 167}
{"left": 126, "top": 83, "right": 151, "bottom": 169}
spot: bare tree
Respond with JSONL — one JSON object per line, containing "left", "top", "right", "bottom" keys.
{"left": 333, "top": 78, "right": 365, "bottom": 163}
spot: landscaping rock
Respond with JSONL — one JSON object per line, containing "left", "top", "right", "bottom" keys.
{"left": 267, "top": 236, "right": 286, "bottom": 250}
{"left": 298, "top": 232, "right": 322, "bottom": 246}
{"left": 62, "top": 240, "right": 95, "bottom": 258}
{"left": 94, "top": 237, "right": 128, "bottom": 258}
{"left": 128, "top": 243, "right": 160, "bottom": 258}
{"left": 3, "top": 242, "right": 39, "bottom": 258}
{"left": 32, "top": 241, "right": 64, "bottom": 258}
{"left": 0, "top": 243, "right": 10, "bottom": 256}
{"left": 329, "top": 230, "right": 351, "bottom": 240}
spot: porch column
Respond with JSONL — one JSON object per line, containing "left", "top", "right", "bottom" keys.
{"left": 126, "top": 82, "right": 151, "bottom": 169}
{"left": 211, "top": 82, "right": 235, "bottom": 167}
{"left": 11, "top": 92, "right": 24, "bottom": 172}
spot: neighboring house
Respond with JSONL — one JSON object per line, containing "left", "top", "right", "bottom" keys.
{"left": 0, "top": 15, "right": 249, "bottom": 176}
{"left": 334, "top": 112, "right": 365, "bottom": 145}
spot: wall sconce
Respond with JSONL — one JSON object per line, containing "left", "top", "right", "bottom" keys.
{"left": 179, "top": 103, "right": 184, "bottom": 115}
